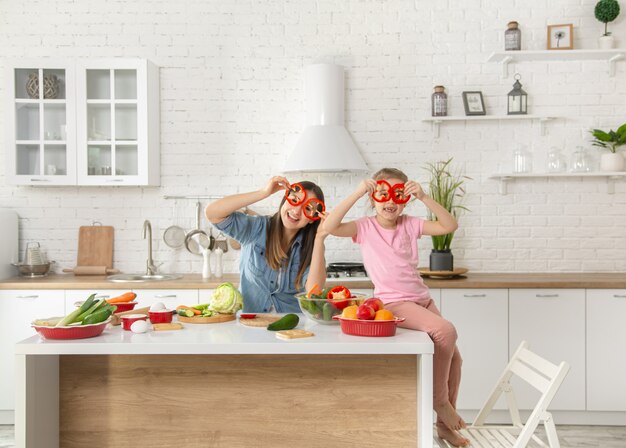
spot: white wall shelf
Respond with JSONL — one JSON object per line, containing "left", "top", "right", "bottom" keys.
{"left": 487, "top": 49, "right": 625, "bottom": 77}
{"left": 423, "top": 115, "right": 556, "bottom": 138}
{"left": 489, "top": 172, "right": 626, "bottom": 194}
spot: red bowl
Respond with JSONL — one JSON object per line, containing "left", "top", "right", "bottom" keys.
{"left": 121, "top": 314, "right": 148, "bottom": 331}
{"left": 149, "top": 310, "right": 173, "bottom": 324}
{"left": 332, "top": 315, "right": 406, "bottom": 337}
{"left": 112, "top": 301, "right": 138, "bottom": 313}
{"left": 32, "top": 318, "right": 111, "bottom": 340}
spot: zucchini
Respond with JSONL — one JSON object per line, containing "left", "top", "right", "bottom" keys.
{"left": 78, "top": 293, "right": 97, "bottom": 313}
{"left": 267, "top": 314, "right": 299, "bottom": 331}
{"left": 322, "top": 302, "right": 333, "bottom": 321}
{"left": 321, "top": 287, "right": 332, "bottom": 299}
{"left": 177, "top": 309, "right": 195, "bottom": 318}
{"left": 82, "top": 308, "right": 112, "bottom": 325}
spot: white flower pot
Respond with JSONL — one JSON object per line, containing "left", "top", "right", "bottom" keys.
{"left": 598, "top": 35, "right": 615, "bottom": 49}
{"left": 600, "top": 152, "right": 625, "bottom": 172}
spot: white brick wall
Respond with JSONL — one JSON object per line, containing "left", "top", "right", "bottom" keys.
{"left": 1, "top": 0, "right": 625, "bottom": 275}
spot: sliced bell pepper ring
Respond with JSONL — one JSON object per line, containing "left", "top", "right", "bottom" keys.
{"left": 372, "top": 180, "right": 392, "bottom": 203}
{"left": 326, "top": 285, "right": 352, "bottom": 310}
{"left": 306, "top": 283, "right": 323, "bottom": 298}
{"left": 285, "top": 183, "right": 306, "bottom": 206}
{"left": 390, "top": 183, "right": 411, "bottom": 204}
{"left": 303, "top": 198, "right": 325, "bottom": 221}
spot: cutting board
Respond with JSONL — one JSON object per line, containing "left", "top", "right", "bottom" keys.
{"left": 77, "top": 225, "right": 114, "bottom": 268}
{"left": 238, "top": 314, "right": 282, "bottom": 328}
{"left": 177, "top": 314, "right": 236, "bottom": 324}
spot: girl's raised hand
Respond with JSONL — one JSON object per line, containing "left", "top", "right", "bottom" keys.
{"left": 356, "top": 179, "right": 377, "bottom": 197}
{"left": 405, "top": 180, "right": 426, "bottom": 200}
{"left": 261, "top": 176, "right": 290, "bottom": 197}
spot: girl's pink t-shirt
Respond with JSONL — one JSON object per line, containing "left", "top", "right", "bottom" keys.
{"left": 353, "top": 215, "right": 430, "bottom": 305}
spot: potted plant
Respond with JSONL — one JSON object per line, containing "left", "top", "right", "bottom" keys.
{"left": 594, "top": 0, "right": 621, "bottom": 49}
{"left": 424, "top": 158, "right": 470, "bottom": 271}
{"left": 590, "top": 124, "right": 626, "bottom": 171}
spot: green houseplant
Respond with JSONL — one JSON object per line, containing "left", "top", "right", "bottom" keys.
{"left": 594, "top": 0, "right": 621, "bottom": 48}
{"left": 590, "top": 123, "right": 626, "bottom": 171}
{"left": 424, "top": 158, "right": 470, "bottom": 271}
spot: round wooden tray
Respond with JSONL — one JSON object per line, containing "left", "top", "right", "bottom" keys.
{"left": 177, "top": 313, "right": 236, "bottom": 324}
{"left": 238, "top": 314, "right": 282, "bottom": 328}
{"left": 418, "top": 267, "right": 468, "bottom": 279}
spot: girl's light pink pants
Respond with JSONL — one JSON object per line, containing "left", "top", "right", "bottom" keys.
{"left": 386, "top": 299, "right": 462, "bottom": 421}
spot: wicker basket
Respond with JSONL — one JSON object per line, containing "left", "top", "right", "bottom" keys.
{"left": 25, "top": 73, "right": 59, "bottom": 99}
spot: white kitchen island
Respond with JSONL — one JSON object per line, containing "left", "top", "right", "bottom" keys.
{"left": 15, "top": 316, "right": 434, "bottom": 448}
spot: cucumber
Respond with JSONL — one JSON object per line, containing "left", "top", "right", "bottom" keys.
{"left": 322, "top": 302, "right": 333, "bottom": 321}
{"left": 177, "top": 309, "right": 195, "bottom": 317}
{"left": 267, "top": 314, "right": 299, "bottom": 331}
{"left": 78, "top": 293, "right": 97, "bottom": 313}
{"left": 81, "top": 308, "right": 112, "bottom": 325}
{"left": 321, "top": 287, "right": 332, "bottom": 299}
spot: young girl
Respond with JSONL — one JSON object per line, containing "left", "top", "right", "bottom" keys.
{"left": 205, "top": 176, "right": 328, "bottom": 313}
{"left": 323, "top": 168, "right": 468, "bottom": 447}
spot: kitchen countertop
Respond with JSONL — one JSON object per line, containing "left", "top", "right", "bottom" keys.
{"left": 16, "top": 316, "right": 433, "bottom": 355}
{"left": 1, "top": 272, "right": 626, "bottom": 289}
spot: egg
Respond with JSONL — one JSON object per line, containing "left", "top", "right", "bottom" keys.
{"left": 149, "top": 302, "right": 165, "bottom": 311}
{"left": 130, "top": 319, "right": 149, "bottom": 333}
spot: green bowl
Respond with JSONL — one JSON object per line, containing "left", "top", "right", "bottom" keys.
{"left": 295, "top": 293, "right": 368, "bottom": 325}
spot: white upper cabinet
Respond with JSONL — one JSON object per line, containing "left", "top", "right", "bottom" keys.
{"left": 5, "top": 58, "right": 159, "bottom": 186}
{"left": 6, "top": 60, "right": 77, "bottom": 185}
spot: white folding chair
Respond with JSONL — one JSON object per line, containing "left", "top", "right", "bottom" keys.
{"left": 435, "top": 341, "right": 570, "bottom": 448}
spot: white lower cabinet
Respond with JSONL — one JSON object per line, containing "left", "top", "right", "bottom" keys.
{"left": 509, "top": 289, "right": 585, "bottom": 411}
{"left": 0, "top": 290, "right": 65, "bottom": 411}
{"left": 586, "top": 289, "right": 626, "bottom": 411}
{"left": 429, "top": 288, "right": 441, "bottom": 311}
{"left": 65, "top": 289, "right": 125, "bottom": 309}
{"left": 441, "top": 289, "right": 508, "bottom": 410}
{"left": 198, "top": 289, "right": 215, "bottom": 304}
{"left": 133, "top": 289, "right": 198, "bottom": 310}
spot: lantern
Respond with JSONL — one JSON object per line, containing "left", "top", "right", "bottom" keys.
{"left": 507, "top": 73, "right": 528, "bottom": 115}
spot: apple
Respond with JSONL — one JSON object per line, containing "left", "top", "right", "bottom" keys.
{"left": 356, "top": 304, "right": 376, "bottom": 320}
{"left": 363, "top": 298, "right": 384, "bottom": 312}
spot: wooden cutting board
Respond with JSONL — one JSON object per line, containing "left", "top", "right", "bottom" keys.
{"left": 77, "top": 225, "right": 114, "bottom": 268}
{"left": 177, "top": 314, "right": 236, "bottom": 324}
{"left": 238, "top": 314, "right": 282, "bottom": 328}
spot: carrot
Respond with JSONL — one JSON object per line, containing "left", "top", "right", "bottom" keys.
{"left": 106, "top": 292, "right": 137, "bottom": 304}
{"left": 176, "top": 305, "right": 201, "bottom": 315}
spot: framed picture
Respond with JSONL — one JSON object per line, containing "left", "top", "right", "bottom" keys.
{"left": 462, "top": 91, "right": 486, "bottom": 116}
{"left": 547, "top": 24, "right": 573, "bottom": 50}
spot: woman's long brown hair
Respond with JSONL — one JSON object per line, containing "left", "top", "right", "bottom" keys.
{"left": 265, "top": 181, "right": 324, "bottom": 290}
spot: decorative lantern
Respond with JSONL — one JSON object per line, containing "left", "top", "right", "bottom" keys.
{"left": 507, "top": 73, "right": 528, "bottom": 115}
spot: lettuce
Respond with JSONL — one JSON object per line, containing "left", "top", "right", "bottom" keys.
{"left": 209, "top": 282, "right": 244, "bottom": 314}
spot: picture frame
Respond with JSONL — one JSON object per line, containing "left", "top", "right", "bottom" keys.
{"left": 462, "top": 91, "right": 486, "bottom": 116}
{"left": 547, "top": 24, "right": 573, "bottom": 50}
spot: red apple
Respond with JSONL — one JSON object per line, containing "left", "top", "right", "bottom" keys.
{"left": 363, "top": 298, "right": 384, "bottom": 312}
{"left": 356, "top": 304, "right": 376, "bottom": 320}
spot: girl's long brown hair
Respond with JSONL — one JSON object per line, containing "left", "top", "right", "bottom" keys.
{"left": 266, "top": 181, "right": 324, "bottom": 290}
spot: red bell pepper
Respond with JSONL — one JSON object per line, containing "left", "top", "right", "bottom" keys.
{"left": 390, "top": 183, "right": 411, "bottom": 204}
{"left": 303, "top": 198, "right": 325, "bottom": 221}
{"left": 326, "top": 285, "right": 352, "bottom": 310}
{"left": 285, "top": 183, "right": 306, "bottom": 206}
{"left": 372, "top": 180, "right": 392, "bottom": 203}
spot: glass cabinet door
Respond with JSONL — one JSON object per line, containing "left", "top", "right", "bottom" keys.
{"left": 8, "top": 65, "right": 75, "bottom": 184}
{"left": 80, "top": 67, "right": 140, "bottom": 183}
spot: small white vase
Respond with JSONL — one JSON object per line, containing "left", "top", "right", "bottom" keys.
{"left": 600, "top": 152, "right": 625, "bottom": 172}
{"left": 598, "top": 35, "right": 615, "bottom": 49}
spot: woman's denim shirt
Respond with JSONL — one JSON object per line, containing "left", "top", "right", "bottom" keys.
{"left": 214, "top": 212, "right": 308, "bottom": 313}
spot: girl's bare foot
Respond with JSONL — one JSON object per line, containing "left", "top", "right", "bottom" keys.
{"left": 434, "top": 401, "right": 466, "bottom": 430}
{"left": 437, "top": 423, "right": 470, "bottom": 447}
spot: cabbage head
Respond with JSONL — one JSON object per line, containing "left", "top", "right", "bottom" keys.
{"left": 209, "top": 282, "right": 244, "bottom": 314}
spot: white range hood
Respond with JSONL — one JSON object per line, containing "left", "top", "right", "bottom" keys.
{"left": 283, "top": 63, "right": 368, "bottom": 173}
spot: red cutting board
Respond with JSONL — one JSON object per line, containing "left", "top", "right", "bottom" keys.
{"left": 77, "top": 225, "right": 114, "bottom": 269}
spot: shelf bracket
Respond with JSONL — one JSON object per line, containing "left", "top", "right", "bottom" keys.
{"left": 608, "top": 54, "right": 624, "bottom": 77}
{"left": 539, "top": 118, "right": 551, "bottom": 136}
{"left": 500, "top": 56, "right": 513, "bottom": 78}
{"left": 607, "top": 176, "right": 619, "bottom": 194}
{"left": 432, "top": 120, "right": 442, "bottom": 138}
{"left": 498, "top": 176, "right": 513, "bottom": 195}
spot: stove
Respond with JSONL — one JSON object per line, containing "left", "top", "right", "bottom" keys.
{"left": 326, "top": 262, "right": 368, "bottom": 280}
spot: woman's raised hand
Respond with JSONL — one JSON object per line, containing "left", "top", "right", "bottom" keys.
{"left": 261, "top": 176, "right": 290, "bottom": 197}
{"left": 316, "top": 211, "right": 330, "bottom": 240}
{"left": 356, "top": 179, "right": 377, "bottom": 197}
{"left": 404, "top": 180, "right": 426, "bottom": 200}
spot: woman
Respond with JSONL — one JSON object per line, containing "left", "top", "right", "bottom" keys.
{"left": 205, "top": 176, "right": 327, "bottom": 313}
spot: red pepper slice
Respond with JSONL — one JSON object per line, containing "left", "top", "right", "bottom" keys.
{"left": 326, "top": 285, "right": 352, "bottom": 310}
{"left": 390, "top": 183, "right": 411, "bottom": 204}
{"left": 303, "top": 198, "right": 325, "bottom": 221}
{"left": 285, "top": 183, "right": 306, "bottom": 206}
{"left": 372, "top": 180, "right": 392, "bottom": 203}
